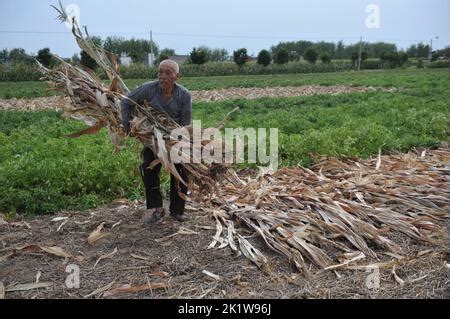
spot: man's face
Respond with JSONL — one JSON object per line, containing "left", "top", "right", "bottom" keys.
{"left": 158, "top": 64, "right": 179, "bottom": 89}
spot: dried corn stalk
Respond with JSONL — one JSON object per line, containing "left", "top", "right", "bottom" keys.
{"left": 204, "top": 147, "right": 449, "bottom": 273}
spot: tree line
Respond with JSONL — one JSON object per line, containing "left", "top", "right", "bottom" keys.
{"left": 1, "top": 36, "right": 448, "bottom": 70}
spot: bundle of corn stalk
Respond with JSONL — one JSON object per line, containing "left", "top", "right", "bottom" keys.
{"left": 40, "top": 2, "right": 241, "bottom": 193}
{"left": 204, "top": 147, "right": 449, "bottom": 274}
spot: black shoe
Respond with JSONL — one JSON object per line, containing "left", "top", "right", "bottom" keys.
{"left": 170, "top": 213, "right": 189, "bottom": 222}
{"left": 143, "top": 207, "right": 165, "bottom": 225}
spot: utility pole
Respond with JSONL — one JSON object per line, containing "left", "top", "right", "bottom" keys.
{"left": 428, "top": 38, "right": 433, "bottom": 61}
{"left": 149, "top": 30, "right": 154, "bottom": 66}
{"left": 358, "top": 36, "right": 362, "bottom": 71}
{"left": 435, "top": 36, "right": 439, "bottom": 55}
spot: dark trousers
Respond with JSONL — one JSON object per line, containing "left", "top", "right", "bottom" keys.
{"left": 140, "top": 147, "right": 188, "bottom": 215}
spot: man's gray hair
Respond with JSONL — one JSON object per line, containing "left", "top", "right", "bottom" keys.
{"left": 159, "top": 59, "right": 180, "bottom": 74}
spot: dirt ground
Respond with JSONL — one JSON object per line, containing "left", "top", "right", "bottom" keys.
{"left": 0, "top": 85, "right": 397, "bottom": 112}
{"left": 0, "top": 197, "right": 448, "bottom": 299}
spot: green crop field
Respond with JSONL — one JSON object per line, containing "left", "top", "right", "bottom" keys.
{"left": 0, "top": 68, "right": 447, "bottom": 98}
{"left": 0, "top": 68, "right": 448, "bottom": 215}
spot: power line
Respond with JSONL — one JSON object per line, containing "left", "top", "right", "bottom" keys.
{"left": 0, "top": 29, "right": 358, "bottom": 39}
{"left": 0, "top": 29, "right": 429, "bottom": 43}
{"left": 0, "top": 30, "right": 70, "bottom": 34}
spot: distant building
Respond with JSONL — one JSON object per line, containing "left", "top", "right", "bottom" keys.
{"left": 120, "top": 52, "right": 132, "bottom": 66}
{"left": 147, "top": 53, "right": 155, "bottom": 66}
{"left": 169, "top": 55, "right": 189, "bottom": 65}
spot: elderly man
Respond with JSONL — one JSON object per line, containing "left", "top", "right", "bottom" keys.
{"left": 121, "top": 59, "right": 192, "bottom": 224}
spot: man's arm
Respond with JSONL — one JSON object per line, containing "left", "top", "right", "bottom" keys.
{"left": 179, "top": 91, "right": 192, "bottom": 126}
{"left": 121, "top": 84, "right": 149, "bottom": 133}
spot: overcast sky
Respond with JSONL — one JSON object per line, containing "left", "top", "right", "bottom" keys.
{"left": 0, "top": 0, "right": 448, "bottom": 57}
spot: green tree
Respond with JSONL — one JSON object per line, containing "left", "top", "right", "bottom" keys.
{"left": 155, "top": 48, "right": 175, "bottom": 64}
{"left": 398, "top": 52, "right": 409, "bottom": 66}
{"left": 419, "top": 43, "right": 431, "bottom": 58}
{"left": 271, "top": 40, "right": 314, "bottom": 58}
{"left": 189, "top": 47, "right": 208, "bottom": 65}
{"left": 273, "top": 48, "right": 289, "bottom": 64}
{"left": 193, "top": 46, "right": 228, "bottom": 62}
{"left": 361, "top": 51, "right": 368, "bottom": 62}
{"left": 103, "top": 36, "right": 159, "bottom": 63}
{"left": 369, "top": 42, "right": 397, "bottom": 58}
{"left": 351, "top": 52, "right": 359, "bottom": 64}
{"left": 160, "top": 48, "right": 175, "bottom": 57}
{"left": 9, "top": 48, "right": 33, "bottom": 65}
{"left": 350, "top": 51, "right": 367, "bottom": 64}
{"left": 313, "top": 41, "right": 336, "bottom": 57}
{"left": 380, "top": 51, "right": 400, "bottom": 68}
{"left": 335, "top": 40, "right": 345, "bottom": 59}
{"left": 320, "top": 53, "right": 331, "bottom": 64}
{"left": 233, "top": 48, "right": 248, "bottom": 67}
{"left": 103, "top": 36, "right": 124, "bottom": 54}
{"left": 257, "top": 49, "right": 271, "bottom": 66}
{"left": 344, "top": 41, "right": 396, "bottom": 59}
{"left": 0, "top": 49, "right": 9, "bottom": 64}
{"left": 209, "top": 48, "right": 228, "bottom": 61}
{"left": 406, "top": 44, "right": 417, "bottom": 58}
{"left": 406, "top": 43, "right": 430, "bottom": 58}
{"left": 431, "top": 51, "right": 439, "bottom": 62}
{"left": 351, "top": 51, "right": 368, "bottom": 68}
{"left": 304, "top": 48, "right": 319, "bottom": 64}
{"left": 36, "top": 48, "right": 53, "bottom": 67}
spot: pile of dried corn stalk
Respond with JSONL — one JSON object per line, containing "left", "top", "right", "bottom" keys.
{"left": 205, "top": 147, "right": 448, "bottom": 274}
{"left": 42, "top": 2, "right": 448, "bottom": 275}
